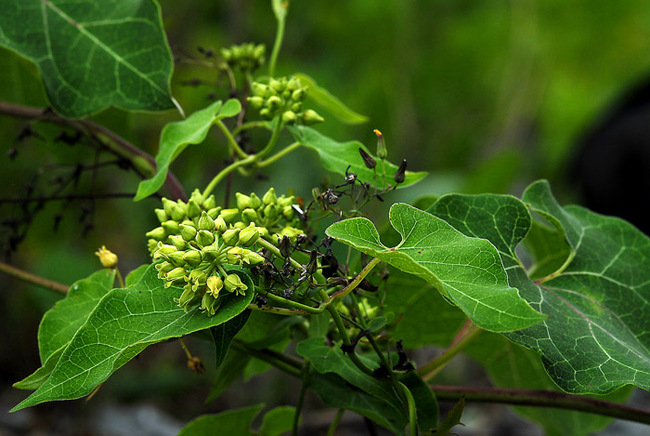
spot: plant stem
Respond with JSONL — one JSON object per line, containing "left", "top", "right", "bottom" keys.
{"left": 232, "top": 120, "right": 271, "bottom": 137}
{"left": 330, "top": 257, "right": 381, "bottom": 301}
{"left": 327, "top": 409, "right": 345, "bottom": 436}
{"left": 0, "top": 260, "right": 69, "bottom": 294}
{"left": 259, "top": 289, "right": 325, "bottom": 314}
{"left": 293, "top": 363, "right": 310, "bottom": 436}
{"left": 417, "top": 320, "right": 482, "bottom": 382}
{"left": 256, "top": 117, "right": 284, "bottom": 159}
{"left": 432, "top": 385, "right": 650, "bottom": 425}
{"left": 0, "top": 101, "right": 186, "bottom": 200}
{"left": 257, "top": 142, "right": 302, "bottom": 167}
{"left": 202, "top": 155, "right": 257, "bottom": 197}
{"left": 257, "top": 237, "right": 305, "bottom": 272}
{"left": 230, "top": 340, "right": 302, "bottom": 377}
{"left": 269, "top": 8, "right": 286, "bottom": 78}
{"left": 325, "top": 303, "right": 375, "bottom": 377}
{"left": 214, "top": 119, "right": 248, "bottom": 159}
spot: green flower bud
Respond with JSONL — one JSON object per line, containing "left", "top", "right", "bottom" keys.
{"left": 214, "top": 216, "right": 228, "bottom": 233}
{"left": 260, "top": 108, "right": 271, "bottom": 119}
{"left": 302, "top": 109, "right": 324, "bottom": 125}
{"left": 182, "top": 250, "right": 203, "bottom": 267}
{"left": 291, "top": 88, "right": 305, "bottom": 101}
{"left": 170, "top": 205, "right": 186, "bottom": 222}
{"left": 249, "top": 193, "right": 262, "bottom": 209}
{"left": 233, "top": 221, "right": 247, "bottom": 230}
{"left": 236, "top": 193, "right": 252, "bottom": 210}
{"left": 282, "top": 110, "right": 297, "bottom": 124}
{"left": 277, "top": 195, "right": 295, "bottom": 208}
{"left": 270, "top": 79, "right": 284, "bottom": 92}
{"left": 154, "top": 208, "right": 168, "bottom": 223}
{"left": 280, "top": 226, "right": 303, "bottom": 239}
{"left": 169, "top": 235, "right": 188, "bottom": 251}
{"left": 262, "top": 188, "right": 277, "bottom": 205}
{"left": 154, "top": 243, "right": 177, "bottom": 258}
{"left": 187, "top": 199, "right": 202, "bottom": 218}
{"left": 374, "top": 129, "right": 387, "bottom": 159}
{"left": 146, "top": 227, "right": 166, "bottom": 241}
{"left": 287, "top": 77, "right": 300, "bottom": 91}
{"left": 201, "top": 244, "right": 219, "bottom": 260}
{"left": 161, "top": 220, "right": 180, "bottom": 234}
{"left": 197, "top": 229, "right": 216, "bottom": 246}
{"left": 253, "top": 44, "right": 265, "bottom": 59}
{"left": 207, "top": 207, "right": 221, "bottom": 219}
{"left": 239, "top": 223, "right": 260, "bottom": 247}
{"left": 167, "top": 267, "right": 187, "bottom": 283}
{"left": 167, "top": 251, "right": 186, "bottom": 266}
{"left": 95, "top": 246, "right": 118, "bottom": 269}
{"left": 198, "top": 211, "right": 216, "bottom": 231}
{"left": 201, "top": 293, "right": 221, "bottom": 316}
{"left": 241, "top": 249, "right": 264, "bottom": 266}
{"left": 206, "top": 275, "right": 224, "bottom": 297}
{"left": 220, "top": 208, "right": 240, "bottom": 223}
{"left": 248, "top": 96, "right": 264, "bottom": 109}
{"left": 147, "top": 239, "right": 158, "bottom": 254}
{"left": 224, "top": 273, "right": 248, "bottom": 296}
{"left": 267, "top": 95, "right": 282, "bottom": 111}
{"left": 162, "top": 198, "right": 176, "bottom": 217}
{"left": 180, "top": 223, "right": 198, "bottom": 241}
{"left": 282, "top": 89, "right": 291, "bottom": 99}
{"left": 222, "top": 228, "right": 240, "bottom": 246}
{"left": 155, "top": 261, "right": 174, "bottom": 273}
{"left": 203, "top": 195, "right": 216, "bottom": 210}
{"left": 190, "top": 189, "right": 204, "bottom": 206}
{"left": 282, "top": 205, "right": 295, "bottom": 220}
{"left": 242, "top": 208, "right": 258, "bottom": 223}
{"left": 291, "top": 102, "right": 302, "bottom": 113}
{"left": 263, "top": 203, "right": 279, "bottom": 220}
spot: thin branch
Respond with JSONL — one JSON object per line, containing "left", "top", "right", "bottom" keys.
{"left": 432, "top": 385, "right": 650, "bottom": 426}
{"left": 0, "top": 101, "right": 186, "bottom": 201}
{"left": 0, "top": 260, "right": 69, "bottom": 294}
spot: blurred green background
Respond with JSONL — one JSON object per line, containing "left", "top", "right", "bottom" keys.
{"left": 2, "top": 1, "right": 650, "bottom": 434}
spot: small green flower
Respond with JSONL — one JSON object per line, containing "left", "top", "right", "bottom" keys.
{"left": 224, "top": 273, "right": 248, "bottom": 296}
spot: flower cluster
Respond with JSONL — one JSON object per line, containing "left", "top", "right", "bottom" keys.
{"left": 145, "top": 188, "right": 304, "bottom": 316}
{"left": 221, "top": 43, "right": 265, "bottom": 72}
{"left": 248, "top": 76, "right": 324, "bottom": 125}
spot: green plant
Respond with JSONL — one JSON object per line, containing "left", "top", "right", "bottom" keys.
{"left": 2, "top": 1, "right": 650, "bottom": 435}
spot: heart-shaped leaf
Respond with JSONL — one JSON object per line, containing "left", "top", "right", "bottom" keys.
{"left": 293, "top": 73, "right": 368, "bottom": 124}
{"left": 0, "top": 0, "right": 175, "bottom": 117}
{"left": 326, "top": 203, "right": 545, "bottom": 332}
{"left": 11, "top": 264, "right": 254, "bottom": 411}
{"left": 430, "top": 182, "right": 650, "bottom": 393}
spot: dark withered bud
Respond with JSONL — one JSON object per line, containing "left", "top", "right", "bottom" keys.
{"left": 325, "top": 189, "right": 339, "bottom": 205}
{"left": 305, "top": 250, "right": 319, "bottom": 275}
{"left": 394, "top": 159, "right": 407, "bottom": 184}
{"left": 279, "top": 235, "right": 292, "bottom": 258}
{"left": 321, "top": 253, "right": 339, "bottom": 278}
{"left": 358, "top": 147, "right": 376, "bottom": 169}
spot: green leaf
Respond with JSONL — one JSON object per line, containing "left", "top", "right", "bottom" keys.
{"left": 0, "top": 0, "right": 174, "bottom": 117}
{"left": 430, "top": 182, "right": 650, "bottom": 393}
{"left": 259, "top": 406, "right": 297, "bottom": 436}
{"left": 308, "top": 372, "right": 407, "bottom": 434}
{"left": 326, "top": 203, "right": 545, "bottom": 332}
{"left": 134, "top": 98, "right": 242, "bottom": 201}
{"left": 14, "top": 269, "right": 115, "bottom": 390}
{"left": 289, "top": 126, "right": 427, "bottom": 190}
{"left": 210, "top": 310, "right": 251, "bottom": 368}
{"left": 11, "top": 264, "right": 254, "bottom": 411}
{"left": 400, "top": 372, "right": 439, "bottom": 432}
{"left": 521, "top": 217, "right": 572, "bottom": 280}
{"left": 294, "top": 73, "right": 368, "bottom": 124}
{"left": 205, "top": 349, "right": 251, "bottom": 404}
{"left": 466, "top": 333, "right": 633, "bottom": 436}
{"left": 178, "top": 404, "right": 264, "bottom": 436}
{"left": 432, "top": 397, "right": 465, "bottom": 435}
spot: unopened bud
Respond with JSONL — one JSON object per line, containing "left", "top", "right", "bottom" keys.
{"left": 207, "top": 207, "right": 221, "bottom": 219}
{"left": 214, "top": 216, "right": 227, "bottom": 233}
{"left": 154, "top": 208, "right": 168, "bottom": 223}
{"left": 248, "top": 96, "right": 264, "bottom": 109}
{"left": 262, "top": 188, "right": 277, "bottom": 205}
{"left": 267, "top": 95, "right": 282, "bottom": 111}
{"left": 187, "top": 199, "right": 202, "bottom": 218}
{"left": 302, "top": 109, "right": 324, "bottom": 125}
{"left": 146, "top": 227, "right": 166, "bottom": 241}
{"left": 359, "top": 148, "right": 376, "bottom": 169}
{"left": 236, "top": 193, "right": 252, "bottom": 210}
{"left": 95, "top": 246, "right": 118, "bottom": 269}
{"left": 180, "top": 223, "right": 197, "bottom": 241}
{"left": 394, "top": 159, "right": 407, "bottom": 184}
{"left": 222, "top": 228, "right": 241, "bottom": 246}
{"left": 220, "top": 208, "right": 240, "bottom": 223}
{"left": 162, "top": 198, "right": 176, "bottom": 217}
{"left": 182, "top": 250, "right": 203, "bottom": 267}
{"left": 154, "top": 243, "right": 177, "bottom": 258}
{"left": 242, "top": 208, "right": 258, "bottom": 223}
{"left": 169, "top": 235, "right": 188, "bottom": 250}
{"left": 203, "top": 195, "right": 216, "bottom": 210}
{"left": 282, "top": 110, "right": 297, "bottom": 124}
{"left": 249, "top": 193, "right": 262, "bottom": 209}
{"left": 242, "top": 249, "right": 265, "bottom": 265}
{"left": 374, "top": 129, "right": 387, "bottom": 159}
{"left": 291, "top": 89, "right": 305, "bottom": 102}
{"left": 198, "top": 211, "right": 216, "bottom": 231}
{"left": 161, "top": 220, "right": 180, "bottom": 234}
{"left": 197, "top": 230, "right": 216, "bottom": 246}
{"left": 263, "top": 203, "right": 278, "bottom": 219}
{"left": 239, "top": 224, "right": 260, "bottom": 247}
{"left": 170, "top": 205, "right": 186, "bottom": 222}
